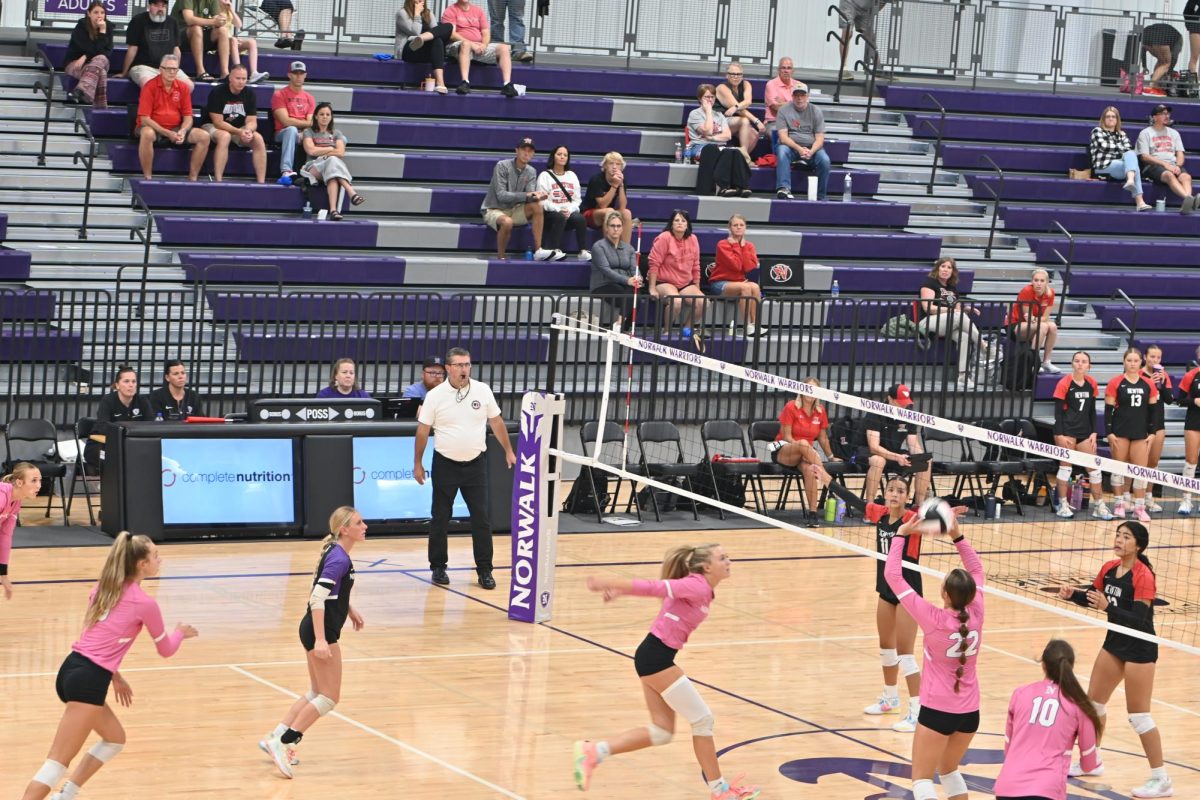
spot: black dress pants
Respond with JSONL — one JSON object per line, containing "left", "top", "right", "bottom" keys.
{"left": 429, "top": 451, "right": 493, "bottom": 573}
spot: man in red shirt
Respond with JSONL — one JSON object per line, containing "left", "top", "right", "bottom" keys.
{"left": 270, "top": 60, "right": 315, "bottom": 183}
{"left": 441, "top": 0, "right": 517, "bottom": 97}
{"left": 1008, "top": 267, "right": 1060, "bottom": 373}
{"left": 135, "top": 53, "right": 209, "bottom": 180}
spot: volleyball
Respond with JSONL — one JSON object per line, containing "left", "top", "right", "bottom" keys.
{"left": 917, "top": 497, "right": 954, "bottom": 534}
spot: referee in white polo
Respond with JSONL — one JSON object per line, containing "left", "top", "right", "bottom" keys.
{"left": 413, "top": 347, "right": 516, "bottom": 590}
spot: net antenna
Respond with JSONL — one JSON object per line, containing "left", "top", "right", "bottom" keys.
{"left": 618, "top": 219, "right": 644, "bottom": 471}
{"left": 556, "top": 320, "right": 1200, "bottom": 657}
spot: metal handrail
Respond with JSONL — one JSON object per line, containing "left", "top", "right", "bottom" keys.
{"left": 919, "top": 93, "right": 946, "bottom": 195}
{"left": 129, "top": 194, "right": 157, "bottom": 316}
{"left": 1049, "top": 220, "right": 1074, "bottom": 327}
{"left": 72, "top": 110, "right": 97, "bottom": 240}
{"left": 853, "top": 32, "right": 880, "bottom": 133}
{"left": 977, "top": 155, "right": 1004, "bottom": 258}
{"left": 1109, "top": 288, "right": 1138, "bottom": 349}
{"left": 32, "top": 50, "right": 56, "bottom": 167}
{"left": 826, "top": 5, "right": 852, "bottom": 104}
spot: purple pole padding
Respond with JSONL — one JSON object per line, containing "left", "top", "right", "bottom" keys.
{"left": 508, "top": 391, "right": 564, "bottom": 623}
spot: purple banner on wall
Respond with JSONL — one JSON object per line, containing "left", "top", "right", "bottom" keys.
{"left": 45, "top": 0, "right": 129, "bottom": 16}
{"left": 507, "top": 393, "right": 544, "bottom": 622}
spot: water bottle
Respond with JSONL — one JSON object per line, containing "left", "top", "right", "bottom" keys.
{"left": 1071, "top": 477, "right": 1084, "bottom": 511}
{"left": 302, "top": 200, "right": 313, "bottom": 220}
{"left": 843, "top": 172, "right": 853, "bottom": 202}
{"left": 155, "top": 412, "right": 163, "bottom": 422}
{"left": 824, "top": 496, "right": 838, "bottom": 522}
{"left": 524, "top": 247, "right": 533, "bottom": 261}
{"left": 835, "top": 497, "right": 846, "bottom": 523}
{"left": 674, "top": 142, "right": 683, "bottom": 163}
{"left": 1080, "top": 477, "right": 1091, "bottom": 511}
{"left": 830, "top": 280, "right": 840, "bottom": 299}
{"left": 984, "top": 496, "right": 997, "bottom": 518}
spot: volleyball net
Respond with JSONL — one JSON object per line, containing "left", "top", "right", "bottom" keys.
{"left": 532, "top": 313, "right": 1200, "bottom": 657}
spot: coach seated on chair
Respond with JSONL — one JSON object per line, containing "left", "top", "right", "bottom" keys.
{"left": 136, "top": 53, "right": 209, "bottom": 181}
{"left": 859, "top": 383, "right": 931, "bottom": 505}
{"left": 149, "top": 359, "right": 204, "bottom": 419}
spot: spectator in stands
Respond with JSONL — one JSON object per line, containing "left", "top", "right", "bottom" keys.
{"left": 262, "top": 0, "right": 303, "bottom": 49}
{"left": 687, "top": 84, "right": 752, "bottom": 197}
{"left": 838, "top": 0, "right": 888, "bottom": 81}
{"left": 317, "top": 358, "right": 371, "bottom": 398}
{"left": 709, "top": 213, "right": 764, "bottom": 337}
{"left": 204, "top": 64, "right": 266, "bottom": 183}
{"left": 489, "top": 0, "right": 534, "bottom": 63}
{"left": 85, "top": 366, "right": 154, "bottom": 469}
{"left": 762, "top": 57, "right": 796, "bottom": 140}
{"left": 582, "top": 152, "right": 634, "bottom": 245}
{"left": 214, "top": 0, "right": 269, "bottom": 83}
{"left": 272, "top": 60, "right": 315, "bottom": 184}
{"left": 119, "top": 0, "right": 193, "bottom": 90}
{"left": 861, "top": 383, "right": 931, "bottom": 505}
{"left": 715, "top": 61, "right": 765, "bottom": 153}
{"left": 301, "top": 102, "right": 366, "bottom": 221}
{"left": 916, "top": 256, "right": 987, "bottom": 388}
{"left": 1090, "top": 106, "right": 1151, "bottom": 212}
{"left": 774, "top": 83, "right": 830, "bottom": 201}
{"left": 441, "top": 0, "right": 518, "bottom": 97}
{"left": 768, "top": 378, "right": 840, "bottom": 521}
{"left": 1009, "top": 268, "right": 1060, "bottom": 374}
{"left": 649, "top": 210, "right": 706, "bottom": 352}
{"left": 482, "top": 136, "right": 562, "bottom": 261}
{"left": 1142, "top": 22, "right": 1182, "bottom": 96}
{"left": 65, "top": 1, "right": 113, "bottom": 108}
{"left": 135, "top": 54, "right": 210, "bottom": 181}
{"left": 1189, "top": 1, "right": 1200, "bottom": 79}
{"left": 149, "top": 360, "right": 203, "bottom": 419}
{"left": 536, "top": 144, "right": 590, "bottom": 260}
{"left": 1137, "top": 103, "right": 1196, "bottom": 213}
{"left": 395, "top": 0, "right": 454, "bottom": 94}
{"left": 590, "top": 213, "right": 641, "bottom": 330}
{"left": 171, "top": 0, "right": 230, "bottom": 82}
{"left": 402, "top": 355, "right": 447, "bottom": 400}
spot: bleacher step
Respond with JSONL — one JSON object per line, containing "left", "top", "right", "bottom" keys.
{"left": 0, "top": 188, "right": 131, "bottom": 206}
{"left": 21, "top": 243, "right": 172, "bottom": 266}
{"left": 0, "top": 170, "right": 122, "bottom": 190}
{"left": 6, "top": 208, "right": 144, "bottom": 227}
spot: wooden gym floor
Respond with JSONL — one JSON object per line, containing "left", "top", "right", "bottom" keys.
{"left": 2, "top": 509, "right": 1199, "bottom": 799}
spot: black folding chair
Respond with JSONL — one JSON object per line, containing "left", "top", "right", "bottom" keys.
{"left": 578, "top": 421, "right": 641, "bottom": 523}
{"left": 3, "top": 418, "right": 70, "bottom": 524}
{"left": 636, "top": 421, "right": 700, "bottom": 522}
{"left": 699, "top": 420, "right": 765, "bottom": 516}
{"left": 70, "top": 417, "right": 101, "bottom": 526}
{"left": 749, "top": 420, "right": 799, "bottom": 510}
{"left": 924, "top": 427, "right": 987, "bottom": 516}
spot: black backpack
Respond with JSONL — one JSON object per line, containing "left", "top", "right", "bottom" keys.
{"left": 1002, "top": 338, "right": 1039, "bottom": 391}
{"left": 691, "top": 462, "right": 747, "bottom": 510}
{"left": 829, "top": 414, "right": 865, "bottom": 461}
{"left": 563, "top": 467, "right": 610, "bottom": 514}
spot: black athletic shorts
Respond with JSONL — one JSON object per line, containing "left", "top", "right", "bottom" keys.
{"left": 299, "top": 610, "right": 346, "bottom": 651}
{"left": 1103, "top": 632, "right": 1158, "bottom": 664}
{"left": 634, "top": 633, "right": 678, "bottom": 677}
{"left": 918, "top": 705, "right": 980, "bottom": 736}
{"left": 55, "top": 651, "right": 113, "bottom": 706}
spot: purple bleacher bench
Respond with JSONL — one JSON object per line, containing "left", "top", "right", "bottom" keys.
{"left": 1092, "top": 303, "right": 1199, "bottom": 331}
{"left": 0, "top": 249, "right": 32, "bottom": 281}
{"left": 0, "top": 331, "right": 83, "bottom": 362}
{"left": 968, "top": 174, "right": 1178, "bottom": 206}
{"left": 1071, "top": 270, "right": 1200, "bottom": 298}
{"left": 0, "top": 291, "right": 57, "bottom": 320}
{"left": 1000, "top": 205, "right": 1200, "bottom": 235}
{"left": 1027, "top": 236, "right": 1199, "bottom": 267}
{"left": 207, "top": 292, "right": 477, "bottom": 323}
{"left": 908, "top": 113, "right": 1200, "bottom": 149}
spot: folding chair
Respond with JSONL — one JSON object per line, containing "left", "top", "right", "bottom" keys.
{"left": 3, "top": 418, "right": 70, "bottom": 524}
{"left": 699, "top": 420, "right": 765, "bottom": 516}
{"left": 924, "top": 427, "right": 987, "bottom": 516}
{"left": 69, "top": 417, "right": 101, "bottom": 526}
{"left": 977, "top": 419, "right": 1028, "bottom": 516}
{"left": 578, "top": 421, "right": 640, "bottom": 524}
{"left": 1003, "top": 418, "right": 1059, "bottom": 500}
{"left": 635, "top": 421, "right": 700, "bottom": 522}
{"left": 749, "top": 420, "right": 799, "bottom": 510}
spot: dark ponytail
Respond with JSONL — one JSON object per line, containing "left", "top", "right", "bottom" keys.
{"left": 944, "top": 567, "right": 977, "bottom": 694}
{"left": 953, "top": 607, "right": 969, "bottom": 693}
{"left": 1041, "top": 639, "right": 1104, "bottom": 739}
{"left": 1120, "top": 521, "right": 1155, "bottom": 574}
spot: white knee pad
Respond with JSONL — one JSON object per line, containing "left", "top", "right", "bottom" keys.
{"left": 1089, "top": 469, "right": 1103, "bottom": 485}
{"left": 1092, "top": 700, "right": 1107, "bottom": 717}
{"left": 662, "top": 675, "right": 714, "bottom": 737}
{"left": 1133, "top": 478, "right": 1147, "bottom": 491}
{"left": 646, "top": 724, "right": 673, "bottom": 746}
{"left": 32, "top": 760, "right": 67, "bottom": 788}
{"left": 1129, "top": 712, "right": 1156, "bottom": 735}
{"left": 309, "top": 693, "right": 336, "bottom": 717}
{"left": 912, "top": 778, "right": 938, "bottom": 800}
{"left": 304, "top": 690, "right": 318, "bottom": 701}
{"left": 1057, "top": 466, "right": 1073, "bottom": 483}
{"left": 88, "top": 740, "right": 124, "bottom": 763}
{"left": 1111, "top": 475, "right": 1124, "bottom": 489}
{"left": 898, "top": 654, "right": 920, "bottom": 678}
{"left": 940, "top": 770, "right": 968, "bottom": 797}
{"left": 879, "top": 648, "right": 900, "bottom": 668}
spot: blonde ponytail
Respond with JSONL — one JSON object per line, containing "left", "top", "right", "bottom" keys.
{"left": 661, "top": 543, "right": 720, "bottom": 579}
{"left": 312, "top": 506, "right": 359, "bottom": 580}
{"left": 84, "top": 532, "right": 153, "bottom": 628}
{"left": 2, "top": 461, "right": 38, "bottom": 484}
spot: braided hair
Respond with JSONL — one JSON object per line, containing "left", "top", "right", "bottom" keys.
{"left": 943, "top": 567, "right": 977, "bottom": 693}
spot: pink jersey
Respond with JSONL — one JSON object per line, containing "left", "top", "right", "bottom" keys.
{"left": 885, "top": 535, "right": 985, "bottom": 714}
{"left": 628, "top": 572, "right": 714, "bottom": 650}
{"left": 72, "top": 582, "right": 184, "bottom": 672}
{"left": 0, "top": 481, "right": 19, "bottom": 569}
{"left": 994, "top": 679, "right": 1100, "bottom": 800}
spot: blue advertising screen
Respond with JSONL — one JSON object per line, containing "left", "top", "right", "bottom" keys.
{"left": 352, "top": 436, "right": 468, "bottom": 521}
{"left": 160, "top": 438, "right": 297, "bottom": 525}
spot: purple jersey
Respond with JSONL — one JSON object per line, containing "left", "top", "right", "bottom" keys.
{"left": 628, "top": 572, "right": 714, "bottom": 650}
{"left": 994, "top": 679, "right": 1100, "bottom": 800}
{"left": 885, "top": 535, "right": 985, "bottom": 714}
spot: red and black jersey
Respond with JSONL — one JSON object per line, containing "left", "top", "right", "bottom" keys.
{"left": 1052, "top": 375, "right": 1099, "bottom": 439}
{"left": 1141, "top": 369, "right": 1173, "bottom": 433}
{"left": 867, "top": 503, "right": 920, "bottom": 602}
{"left": 1179, "top": 367, "right": 1200, "bottom": 432}
{"left": 1105, "top": 374, "right": 1158, "bottom": 440}
{"left": 1093, "top": 558, "right": 1158, "bottom": 663}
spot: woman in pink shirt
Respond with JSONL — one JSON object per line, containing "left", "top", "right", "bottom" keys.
{"left": 1, "top": 462, "right": 43, "bottom": 600}
{"left": 573, "top": 544, "right": 761, "bottom": 800}
{"left": 885, "top": 509, "right": 983, "bottom": 800}
{"left": 21, "top": 532, "right": 197, "bottom": 800}
{"left": 649, "top": 210, "right": 706, "bottom": 352}
{"left": 994, "top": 639, "right": 1103, "bottom": 800}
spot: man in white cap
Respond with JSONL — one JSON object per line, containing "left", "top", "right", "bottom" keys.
{"left": 270, "top": 60, "right": 316, "bottom": 184}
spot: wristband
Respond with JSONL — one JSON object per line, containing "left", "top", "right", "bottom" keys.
{"left": 0, "top": 563, "right": 8, "bottom": 576}
{"left": 951, "top": 534, "right": 965, "bottom": 544}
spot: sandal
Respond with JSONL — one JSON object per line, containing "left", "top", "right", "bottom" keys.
{"left": 197, "top": 72, "right": 218, "bottom": 83}
{"left": 329, "top": 211, "right": 344, "bottom": 221}
{"left": 350, "top": 194, "right": 366, "bottom": 206}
